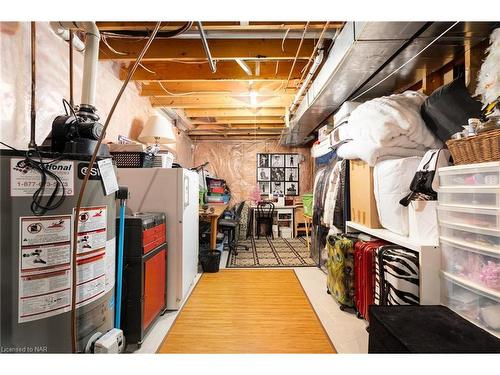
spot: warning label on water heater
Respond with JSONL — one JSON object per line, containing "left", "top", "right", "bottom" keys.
{"left": 10, "top": 157, "right": 74, "bottom": 197}
{"left": 74, "top": 206, "right": 108, "bottom": 308}
{"left": 18, "top": 215, "right": 73, "bottom": 323}
{"left": 18, "top": 207, "right": 111, "bottom": 323}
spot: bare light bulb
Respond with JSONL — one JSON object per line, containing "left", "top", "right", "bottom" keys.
{"left": 250, "top": 91, "right": 258, "bottom": 107}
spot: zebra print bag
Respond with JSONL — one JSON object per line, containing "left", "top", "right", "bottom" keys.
{"left": 375, "top": 245, "right": 420, "bottom": 306}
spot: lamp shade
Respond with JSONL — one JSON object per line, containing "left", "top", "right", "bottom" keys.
{"left": 138, "top": 114, "right": 176, "bottom": 144}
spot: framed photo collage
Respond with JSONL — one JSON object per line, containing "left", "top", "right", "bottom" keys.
{"left": 257, "top": 153, "right": 299, "bottom": 196}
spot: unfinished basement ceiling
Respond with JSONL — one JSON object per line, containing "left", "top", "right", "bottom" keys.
{"left": 97, "top": 21, "right": 342, "bottom": 141}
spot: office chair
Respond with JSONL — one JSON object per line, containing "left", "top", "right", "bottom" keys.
{"left": 218, "top": 201, "right": 249, "bottom": 256}
{"left": 256, "top": 201, "right": 275, "bottom": 239}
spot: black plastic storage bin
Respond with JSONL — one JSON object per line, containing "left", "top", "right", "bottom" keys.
{"left": 199, "top": 250, "right": 221, "bottom": 273}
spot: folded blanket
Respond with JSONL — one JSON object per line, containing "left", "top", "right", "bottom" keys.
{"left": 337, "top": 91, "right": 442, "bottom": 165}
{"left": 337, "top": 141, "right": 427, "bottom": 166}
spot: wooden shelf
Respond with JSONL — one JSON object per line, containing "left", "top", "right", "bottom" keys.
{"left": 345, "top": 221, "right": 436, "bottom": 251}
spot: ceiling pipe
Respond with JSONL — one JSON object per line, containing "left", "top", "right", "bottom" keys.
{"left": 50, "top": 22, "right": 100, "bottom": 111}
{"left": 196, "top": 21, "right": 217, "bottom": 73}
{"left": 50, "top": 22, "right": 85, "bottom": 52}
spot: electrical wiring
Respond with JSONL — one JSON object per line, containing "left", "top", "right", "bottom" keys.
{"left": 155, "top": 81, "right": 286, "bottom": 97}
{"left": 70, "top": 21, "right": 164, "bottom": 353}
{"left": 297, "top": 21, "right": 329, "bottom": 86}
{"left": 0, "top": 141, "right": 66, "bottom": 215}
{"left": 351, "top": 21, "right": 460, "bottom": 101}
{"left": 281, "top": 28, "right": 290, "bottom": 52}
{"left": 284, "top": 22, "right": 309, "bottom": 89}
{"left": 157, "top": 81, "right": 231, "bottom": 96}
{"left": 101, "top": 34, "right": 128, "bottom": 55}
{"left": 100, "top": 22, "right": 193, "bottom": 40}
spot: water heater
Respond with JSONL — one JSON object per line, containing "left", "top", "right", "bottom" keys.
{"left": 0, "top": 149, "right": 116, "bottom": 353}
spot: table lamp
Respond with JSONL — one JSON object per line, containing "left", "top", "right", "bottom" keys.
{"left": 138, "top": 114, "right": 176, "bottom": 146}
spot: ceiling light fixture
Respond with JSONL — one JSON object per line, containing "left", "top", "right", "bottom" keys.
{"left": 235, "top": 59, "right": 253, "bottom": 76}
{"left": 250, "top": 91, "right": 258, "bottom": 107}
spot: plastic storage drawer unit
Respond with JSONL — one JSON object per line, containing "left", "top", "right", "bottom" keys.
{"left": 441, "top": 238, "right": 500, "bottom": 292}
{"left": 441, "top": 272, "right": 500, "bottom": 337}
{"left": 439, "top": 161, "right": 500, "bottom": 188}
{"left": 437, "top": 205, "right": 500, "bottom": 230}
{"left": 438, "top": 187, "right": 500, "bottom": 209}
{"left": 439, "top": 221, "right": 500, "bottom": 251}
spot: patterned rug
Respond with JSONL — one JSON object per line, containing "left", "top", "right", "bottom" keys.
{"left": 226, "top": 236, "right": 317, "bottom": 268}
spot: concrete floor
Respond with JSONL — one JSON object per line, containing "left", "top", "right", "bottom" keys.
{"left": 134, "top": 249, "right": 368, "bottom": 354}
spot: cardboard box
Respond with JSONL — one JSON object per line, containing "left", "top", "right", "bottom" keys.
{"left": 349, "top": 159, "right": 382, "bottom": 228}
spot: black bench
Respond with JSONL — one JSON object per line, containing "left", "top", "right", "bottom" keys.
{"left": 368, "top": 305, "right": 500, "bottom": 353}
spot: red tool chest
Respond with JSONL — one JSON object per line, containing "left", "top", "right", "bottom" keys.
{"left": 119, "top": 212, "right": 167, "bottom": 348}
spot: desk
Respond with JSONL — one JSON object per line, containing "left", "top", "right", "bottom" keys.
{"left": 199, "top": 204, "right": 228, "bottom": 250}
{"left": 251, "top": 204, "right": 297, "bottom": 237}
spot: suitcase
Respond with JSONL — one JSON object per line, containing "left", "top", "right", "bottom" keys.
{"left": 376, "top": 245, "right": 420, "bottom": 306}
{"left": 326, "top": 235, "right": 357, "bottom": 309}
{"left": 354, "top": 239, "right": 386, "bottom": 320}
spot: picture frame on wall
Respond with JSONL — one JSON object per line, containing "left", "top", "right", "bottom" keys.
{"left": 285, "top": 182, "right": 298, "bottom": 196}
{"left": 271, "top": 154, "right": 284, "bottom": 168}
{"left": 285, "top": 167, "right": 298, "bottom": 182}
{"left": 256, "top": 153, "right": 299, "bottom": 196}
{"left": 257, "top": 167, "right": 270, "bottom": 181}
{"left": 285, "top": 154, "right": 299, "bottom": 168}
{"left": 258, "top": 153, "right": 270, "bottom": 168}
{"left": 258, "top": 181, "right": 271, "bottom": 194}
{"left": 272, "top": 181, "right": 284, "bottom": 195}
{"left": 270, "top": 167, "right": 285, "bottom": 181}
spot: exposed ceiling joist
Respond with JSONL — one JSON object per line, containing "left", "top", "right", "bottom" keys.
{"left": 140, "top": 81, "right": 294, "bottom": 96}
{"left": 188, "top": 128, "right": 283, "bottom": 135}
{"left": 150, "top": 94, "right": 294, "bottom": 108}
{"left": 97, "top": 21, "right": 343, "bottom": 32}
{"left": 183, "top": 107, "right": 285, "bottom": 118}
{"left": 119, "top": 60, "right": 307, "bottom": 82}
{"left": 189, "top": 116, "right": 285, "bottom": 125}
{"left": 193, "top": 124, "right": 285, "bottom": 130}
{"left": 100, "top": 39, "right": 316, "bottom": 61}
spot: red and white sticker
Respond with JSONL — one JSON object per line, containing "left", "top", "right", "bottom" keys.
{"left": 75, "top": 206, "right": 107, "bottom": 233}
{"left": 18, "top": 215, "right": 73, "bottom": 323}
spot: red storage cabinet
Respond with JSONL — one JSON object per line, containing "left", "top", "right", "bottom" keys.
{"left": 119, "top": 212, "right": 167, "bottom": 348}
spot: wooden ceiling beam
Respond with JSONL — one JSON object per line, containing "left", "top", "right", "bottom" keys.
{"left": 184, "top": 107, "right": 285, "bottom": 118}
{"left": 96, "top": 22, "right": 343, "bottom": 31}
{"left": 140, "top": 81, "right": 294, "bottom": 96}
{"left": 189, "top": 116, "right": 284, "bottom": 125}
{"left": 191, "top": 135, "right": 281, "bottom": 141}
{"left": 150, "top": 94, "right": 294, "bottom": 108}
{"left": 193, "top": 124, "right": 285, "bottom": 131}
{"left": 188, "top": 129, "right": 283, "bottom": 135}
{"left": 119, "top": 60, "right": 306, "bottom": 82}
{"left": 100, "top": 38, "right": 315, "bottom": 61}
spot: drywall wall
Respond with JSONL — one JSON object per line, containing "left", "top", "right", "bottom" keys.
{"left": 0, "top": 22, "right": 194, "bottom": 167}
{"left": 193, "top": 139, "right": 313, "bottom": 203}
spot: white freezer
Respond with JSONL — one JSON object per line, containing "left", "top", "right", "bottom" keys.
{"left": 117, "top": 168, "right": 199, "bottom": 310}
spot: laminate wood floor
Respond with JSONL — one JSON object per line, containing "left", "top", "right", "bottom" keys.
{"left": 158, "top": 269, "right": 336, "bottom": 353}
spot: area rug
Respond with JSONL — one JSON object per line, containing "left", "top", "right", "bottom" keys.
{"left": 226, "top": 236, "right": 317, "bottom": 268}
{"left": 158, "top": 269, "right": 336, "bottom": 353}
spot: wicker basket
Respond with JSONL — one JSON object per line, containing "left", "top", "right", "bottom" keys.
{"left": 446, "top": 129, "right": 500, "bottom": 165}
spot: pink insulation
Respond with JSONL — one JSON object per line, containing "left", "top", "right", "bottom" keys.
{"left": 0, "top": 22, "right": 194, "bottom": 167}
{"left": 193, "top": 139, "right": 313, "bottom": 204}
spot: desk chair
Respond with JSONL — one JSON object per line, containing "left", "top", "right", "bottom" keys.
{"left": 218, "top": 201, "right": 249, "bottom": 256}
{"left": 256, "top": 202, "right": 275, "bottom": 239}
